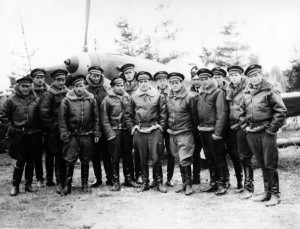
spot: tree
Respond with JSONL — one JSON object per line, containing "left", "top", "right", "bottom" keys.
{"left": 198, "top": 22, "right": 250, "bottom": 68}
{"left": 114, "top": 18, "right": 182, "bottom": 64}
{"left": 7, "top": 48, "right": 39, "bottom": 87}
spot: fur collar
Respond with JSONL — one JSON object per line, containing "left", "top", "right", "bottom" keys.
{"left": 244, "top": 78, "right": 274, "bottom": 95}
{"left": 199, "top": 79, "right": 218, "bottom": 94}
{"left": 33, "top": 82, "right": 49, "bottom": 91}
{"left": 14, "top": 84, "right": 36, "bottom": 100}
{"left": 86, "top": 73, "right": 105, "bottom": 88}
{"left": 48, "top": 84, "right": 69, "bottom": 95}
{"left": 157, "top": 85, "right": 170, "bottom": 95}
{"left": 135, "top": 86, "right": 158, "bottom": 97}
{"left": 226, "top": 77, "right": 249, "bottom": 100}
{"left": 108, "top": 89, "right": 129, "bottom": 98}
{"left": 66, "top": 89, "right": 94, "bottom": 101}
{"left": 169, "top": 85, "right": 188, "bottom": 99}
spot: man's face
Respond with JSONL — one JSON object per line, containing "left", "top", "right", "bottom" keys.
{"left": 54, "top": 76, "right": 66, "bottom": 89}
{"left": 19, "top": 83, "right": 31, "bottom": 96}
{"left": 169, "top": 79, "right": 182, "bottom": 92}
{"left": 156, "top": 78, "right": 168, "bottom": 89}
{"left": 124, "top": 69, "right": 135, "bottom": 82}
{"left": 90, "top": 73, "right": 101, "bottom": 85}
{"left": 33, "top": 75, "right": 45, "bottom": 87}
{"left": 229, "top": 72, "right": 242, "bottom": 86}
{"left": 248, "top": 72, "right": 263, "bottom": 87}
{"left": 74, "top": 81, "right": 85, "bottom": 96}
{"left": 192, "top": 75, "right": 201, "bottom": 88}
{"left": 113, "top": 83, "right": 125, "bottom": 95}
{"left": 213, "top": 74, "right": 223, "bottom": 87}
{"left": 138, "top": 79, "right": 150, "bottom": 91}
{"left": 200, "top": 76, "right": 212, "bottom": 89}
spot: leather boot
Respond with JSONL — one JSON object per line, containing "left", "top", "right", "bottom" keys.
{"left": 252, "top": 170, "right": 271, "bottom": 202}
{"left": 265, "top": 171, "right": 280, "bottom": 207}
{"left": 154, "top": 164, "right": 167, "bottom": 193}
{"left": 238, "top": 165, "right": 254, "bottom": 198}
{"left": 25, "top": 164, "right": 34, "bottom": 192}
{"left": 215, "top": 164, "right": 227, "bottom": 196}
{"left": 175, "top": 165, "right": 186, "bottom": 193}
{"left": 122, "top": 161, "right": 140, "bottom": 188}
{"left": 10, "top": 166, "right": 23, "bottom": 196}
{"left": 45, "top": 151, "right": 55, "bottom": 186}
{"left": 91, "top": 155, "right": 102, "bottom": 187}
{"left": 61, "top": 163, "right": 74, "bottom": 196}
{"left": 184, "top": 165, "right": 193, "bottom": 196}
{"left": 149, "top": 180, "right": 157, "bottom": 189}
{"left": 225, "top": 163, "right": 231, "bottom": 189}
{"left": 137, "top": 163, "right": 149, "bottom": 193}
{"left": 201, "top": 165, "right": 217, "bottom": 192}
{"left": 166, "top": 154, "right": 175, "bottom": 187}
{"left": 55, "top": 156, "right": 64, "bottom": 194}
{"left": 134, "top": 153, "right": 142, "bottom": 184}
{"left": 192, "top": 154, "right": 201, "bottom": 185}
{"left": 111, "top": 163, "right": 121, "bottom": 191}
{"left": 81, "top": 163, "right": 91, "bottom": 192}
{"left": 231, "top": 153, "right": 243, "bottom": 189}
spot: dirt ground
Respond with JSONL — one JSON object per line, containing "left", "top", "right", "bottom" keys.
{"left": 0, "top": 145, "right": 300, "bottom": 229}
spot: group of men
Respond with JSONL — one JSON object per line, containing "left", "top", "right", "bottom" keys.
{"left": 0, "top": 62, "right": 287, "bottom": 207}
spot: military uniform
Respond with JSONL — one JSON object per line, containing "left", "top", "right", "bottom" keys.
{"left": 154, "top": 71, "right": 174, "bottom": 187}
{"left": 40, "top": 69, "right": 69, "bottom": 194}
{"left": 0, "top": 77, "right": 42, "bottom": 196}
{"left": 86, "top": 66, "right": 113, "bottom": 186}
{"left": 213, "top": 66, "right": 243, "bottom": 189}
{"left": 101, "top": 76, "right": 139, "bottom": 191}
{"left": 119, "top": 64, "right": 141, "bottom": 183}
{"left": 125, "top": 71, "right": 167, "bottom": 192}
{"left": 167, "top": 72, "right": 196, "bottom": 195}
{"left": 59, "top": 75, "right": 101, "bottom": 195}
{"left": 195, "top": 69, "right": 229, "bottom": 195}
{"left": 31, "top": 68, "right": 52, "bottom": 186}
{"left": 240, "top": 64, "right": 287, "bottom": 206}
{"left": 226, "top": 74, "right": 253, "bottom": 194}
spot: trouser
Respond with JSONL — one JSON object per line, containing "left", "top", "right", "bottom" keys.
{"left": 92, "top": 138, "right": 113, "bottom": 182}
{"left": 246, "top": 130, "right": 279, "bottom": 195}
{"left": 164, "top": 132, "right": 174, "bottom": 181}
{"left": 133, "top": 129, "right": 164, "bottom": 184}
{"left": 11, "top": 133, "right": 40, "bottom": 187}
{"left": 169, "top": 131, "right": 194, "bottom": 167}
{"left": 199, "top": 131, "right": 227, "bottom": 188}
{"left": 34, "top": 134, "right": 54, "bottom": 182}
{"left": 62, "top": 135, "right": 94, "bottom": 165}
{"left": 193, "top": 130, "right": 202, "bottom": 181}
{"left": 225, "top": 128, "right": 244, "bottom": 187}
{"left": 107, "top": 130, "right": 134, "bottom": 182}
{"left": 48, "top": 132, "right": 66, "bottom": 186}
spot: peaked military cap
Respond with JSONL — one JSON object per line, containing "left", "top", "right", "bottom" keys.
{"left": 88, "top": 66, "right": 104, "bottom": 74}
{"left": 245, "top": 64, "right": 262, "bottom": 76}
{"left": 212, "top": 67, "right": 227, "bottom": 77}
{"left": 136, "top": 71, "right": 152, "bottom": 81}
{"left": 153, "top": 71, "right": 168, "bottom": 81}
{"left": 16, "top": 76, "right": 33, "bottom": 84}
{"left": 69, "top": 75, "right": 86, "bottom": 86}
{"left": 190, "top": 65, "right": 198, "bottom": 73}
{"left": 197, "top": 68, "right": 213, "bottom": 78}
{"left": 168, "top": 72, "right": 185, "bottom": 81}
{"left": 30, "top": 68, "right": 46, "bottom": 78}
{"left": 51, "top": 69, "right": 68, "bottom": 79}
{"left": 110, "top": 75, "right": 125, "bottom": 86}
{"left": 227, "top": 65, "right": 244, "bottom": 74}
{"left": 119, "top": 63, "right": 135, "bottom": 72}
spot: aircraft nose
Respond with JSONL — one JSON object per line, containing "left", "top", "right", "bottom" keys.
{"left": 64, "top": 59, "right": 71, "bottom": 66}
{"left": 64, "top": 56, "right": 79, "bottom": 73}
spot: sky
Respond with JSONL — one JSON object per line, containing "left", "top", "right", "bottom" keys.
{"left": 0, "top": 0, "right": 300, "bottom": 90}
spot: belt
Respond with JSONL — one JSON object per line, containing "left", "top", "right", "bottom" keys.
{"left": 138, "top": 122, "right": 157, "bottom": 128}
{"left": 249, "top": 120, "right": 271, "bottom": 128}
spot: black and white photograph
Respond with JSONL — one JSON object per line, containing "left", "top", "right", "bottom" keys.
{"left": 0, "top": 0, "right": 300, "bottom": 228}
